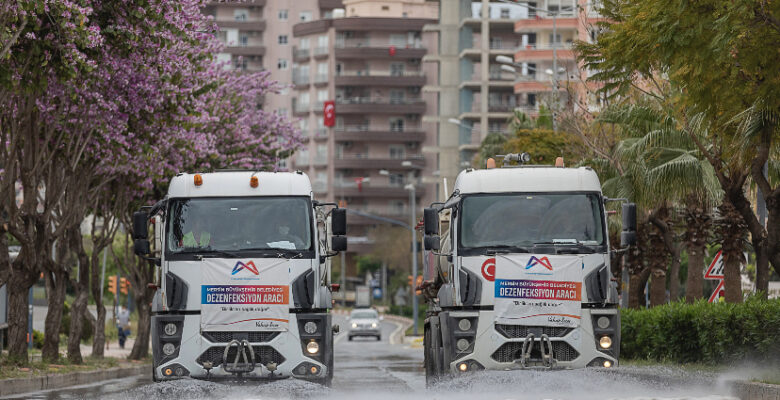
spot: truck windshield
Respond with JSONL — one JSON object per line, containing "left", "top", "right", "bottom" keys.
{"left": 459, "top": 193, "right": 605, "bottom": 251}
{"left": 166, "top": 197, "right": 313, "bottom": 254}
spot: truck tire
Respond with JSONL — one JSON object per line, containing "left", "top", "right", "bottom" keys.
{"left": 424, "top": 323, "right": 437, "bottom": 387}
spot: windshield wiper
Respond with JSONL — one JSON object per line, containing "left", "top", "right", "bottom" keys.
{"left": 532, "top": 241, "right": 597, "bottom": 254}
{"left": 238, "top": 247, "right": 305, "bottom": 259}
{"left": 176, "top": 247, "right": 243, "bottom": 259}
{"left": 480, "top": 245, "right": 531, "bottom": 255}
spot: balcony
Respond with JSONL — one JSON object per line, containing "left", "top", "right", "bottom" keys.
{"left": 313, "top": 127, "right": 329, "bottom": 140}
{"left": 214, "top": 19, "right": 266, "bottom": 31}
{"left": 293, "top": 73, "right": 310, "bottom": 87}
{"left": 514, "top": 15, "right": 578, "bottom": 31}
{"left": 223, "top": 45, "right": 266, "bottom": 57}
{"left": 206, "top": 0, "right": 266, "bottom": 6}
{"left": 313, "top": 46, "right": 329, "bottom": 58}
{"left": 313, "top": 73, "right": 329, "bottom": 85}
{"left": 335, "top": 71, "right": 425, "bottom": 86}
{"left": 333, "top": 181, "right": 427, "bottom": 198}
{"left": 460, "top": 40, "right": 517, "bottom": 59}
{"left": 312, "top": 181, "right": 328, "bottom": 193}
{"left": 335, "top": 97, "right": 425, "bottom": 114}
{"left": 293, "top": 47, "right": 310, "bottom": 62}
{"left": 514, "top": 43, "right": 575, "bottom": 61}
{"left": 293, "top": 102, "right": 310, "bottom": 115}
{"left": 348, "top": 207, "right": 409, "bottom": 225}
{"left": 312, "top": 155, "right": 328, "bottom": 166}
{"left": 332, "top": 17, "right": 433, "bottom": 32}
{"left": 333, "top": 154, "right": 426, "bottom": 170}
{"left": 335, "top": 40, "right": 426, "bottom": 59}
{"left": 334, "top": 125, "right": 424, "bottom": 142}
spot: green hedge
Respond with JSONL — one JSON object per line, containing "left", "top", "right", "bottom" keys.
{"left": 620, "top": 297, "right": 780, "bottom": 363}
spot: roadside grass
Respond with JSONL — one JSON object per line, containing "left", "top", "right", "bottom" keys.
{"left": 620, "top": 358, "right": 727, "bottom": 373}
{"left": 0, "top": 356, "right": 122, "bottom": 380}
{"left": 622, "top": 358, "right": 780, "bottom": 386}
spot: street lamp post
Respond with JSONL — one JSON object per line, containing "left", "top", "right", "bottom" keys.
{"left": 401, "top": 160, "right": 421, "bottom": 336}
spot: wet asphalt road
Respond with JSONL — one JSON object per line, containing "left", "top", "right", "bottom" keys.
{"left": 2, "top": 315, "right": 742, "bottom": 400}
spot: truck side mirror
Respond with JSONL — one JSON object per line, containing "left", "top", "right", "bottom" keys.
{"left": 134, "top": 239, "right": 150, "bottom": 256}
{"left": 332, "top": 208, "right": 347, "bottom": 236}
{"left": 424, "top": 235, "right": 440, "bottom": 251}
{"left": 331, "top": 235, "right": 347, "bottom": 252}
{"left": 423, "top": 208, "right": 438, "bottom": 235}
{"left": 621, "top": 203, "right": 637, "bottom": 246}
{"left": 132, "top": 211, "right": 149, "bottom": 240}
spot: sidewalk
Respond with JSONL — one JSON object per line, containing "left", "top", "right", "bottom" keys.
{"left": 80, "top": 337, "right": 135, "bottom": 359}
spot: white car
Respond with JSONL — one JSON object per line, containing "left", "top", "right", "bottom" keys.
{"left": 348, "top": 309, "right": 382, "bottom": 341}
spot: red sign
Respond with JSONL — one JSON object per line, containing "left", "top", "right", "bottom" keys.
{"left": 388, "top": 45, "right": 396, "bottom": 56}
{"left": 481, "top": 258, "right": 496, "bottom": 282}
{"left": 704, "top": 250, "right": 723, "bottom": 279}
{"left": 323, "top": 100, "right": 335, "bottom": 127}
{"left": 708, "top": 280, "right": 725, "bottom": 303}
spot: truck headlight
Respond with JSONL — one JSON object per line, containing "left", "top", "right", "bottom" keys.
{"left": 456, "top": 338, "right": 470, "bottom": 351}
{"left": 304, "top": 321, "right": 318, "bottom": 334}
{"left": 458, "top": 318, "right": 471, "bottom": 331}
{"left": 371, "top": 322, "right": 377, "bottom": 328}
{"left": 599, "top": 335, "right": 612, "bottom": 349}
{"left": 164, "top": 323, "right": 177, "bottom": 336}
{"left": 351, "top": 322, "right": 357, "bottom": 328}
{"left": 306, "top": 340, "right": 320, "bottom": 354}
{"left": 162, "top": 342, "right": 176, "bottom": 356}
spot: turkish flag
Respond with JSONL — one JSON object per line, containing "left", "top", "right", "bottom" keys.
{"left": 323, "top": 100, "right": 335, "bottom": 127}
{"left": 388, "top": 45, "right": 396, "bottom": 56}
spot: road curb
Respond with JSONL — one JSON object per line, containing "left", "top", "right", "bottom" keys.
{"left": 730, "top": 380, "right": 780, "bottom": 400}
{"left": 382, "top": 315, "right": 413, "bottom": 344}
{"left": 0, "top": 364, "right": 149, "bottom": 398}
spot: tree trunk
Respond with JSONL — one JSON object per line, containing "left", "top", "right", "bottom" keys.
{"left": 68, "top": 229, "right": 91, "bottom": 364}
{"left": 717, "top": 199, "right": 746, "bottom": 303}
{"left": 628, "top": 267, "right": 651, "bottom": 309}
{"left": 6, "top": 277, "right": 33, "bottom": 361}
{"left": 41, "top": 269, "right": 68, "bottom": 362}
{"left": 129, "top": 292, "right": 152, "bottom": 360}
{"left": 668, "top": 244, "right": 682, "bottom": 301}
{"left": 67, "top": 288, "right": 89, "bottom": 363}
{"left": 685, "top": 241, "right": 706, "bottom": 303}
{"left": 768, "top": 194, "right": 780, "bottom": 278}
{"left": 648, "top": 209, "right": 672, "bottom": 307}
{"left": 90, "top": 250, "right": 106, "bottom": 357}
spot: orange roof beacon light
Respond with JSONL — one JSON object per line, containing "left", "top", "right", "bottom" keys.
{"left": 486, "top": 158, "right": 496, "bottom": 169}
{"left": 250, "top": 175, "right": 259, "bottom": 188}
{"left": 555, "top": 157, "right": 565, "bottom": 168}
{"left": 193, "top": 174, "right": 203, "bottom": 186}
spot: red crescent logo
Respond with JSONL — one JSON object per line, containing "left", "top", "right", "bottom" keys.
{"left": 324, "top": 104, "right": 334, "bottom": 118}
{"left": 481, "top": 258, "right": 496, "bottom": 281}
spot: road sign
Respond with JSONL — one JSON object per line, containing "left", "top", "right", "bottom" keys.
{"left": 704, "top": 250, "right": 724, "bottom": 280}
{"left": 372, "top": 287, "right": 382, "bottom": 299}
{"left": 708, "top": 280, "right": 725, "bottom": 303}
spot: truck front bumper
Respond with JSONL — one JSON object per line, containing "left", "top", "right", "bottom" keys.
{"left": 441, "top": 308, "right": 619, "bottom": 373}
{"left": 151, "top": 313, "right": 332, "bottom": 382}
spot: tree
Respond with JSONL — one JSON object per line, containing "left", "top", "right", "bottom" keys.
{"left": 576, "top": 0, "right": 780, "bottom": 297}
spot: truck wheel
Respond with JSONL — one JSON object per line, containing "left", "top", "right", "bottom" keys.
{"left": 424, "top": 324, "right": 437, "bottom": 387}
{"left": 377, "top": 335, "right": 381, "bottom": 341}
{"left": 348, "top": 336, "right": 353, "bottom": 341}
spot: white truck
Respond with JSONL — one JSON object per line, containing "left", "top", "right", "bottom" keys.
{"left": 133, "top": 171, "right": 346, "bottom": 385}
{"left": 420, "top": 154, "right": 636, "bottom": 382}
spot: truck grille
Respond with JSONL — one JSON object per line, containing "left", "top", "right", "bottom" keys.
{"left": 490, "top": 341, "right": 579, "bottom": 363}
{"left": 201, "top": 331, "right": 279, "bottom": 343}
{"left": 196, "top": 345, "right": 286, "bottom": 367}
{"left": 495, "top": 324, "right": 573, "bottom": 339}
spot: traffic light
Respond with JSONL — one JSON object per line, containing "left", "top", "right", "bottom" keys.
{"left": 120, "top": 277, "right": 129, "bottom": 295}
{"left": 407, "top": 275, "right": 413, "bottom": 288}
{"left": 107, "top": 276, "right": 117, "bottom": 294}
{"left": 415, "top": 275, "right": 423, "bottom": 295}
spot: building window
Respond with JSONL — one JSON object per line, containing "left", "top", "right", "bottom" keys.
{"left": 278, "top": 9, "right": 288, "bottom": 20}
{"left": 317, "top": 35, "right": 328, "bottom": 48}
{"left": 300, "top": 11, "right": 313, "bottom": 21}
{"left": 389, "top": 175, "right": 405, "bottom": 187}
{"left": 389, "top": 146, "right": 405, "bottom": 159}
{"left": 239, "top": 33, "right": 249, "bottom": 46}
{"left": 381, "top": 5, "right": 390, "bottom": 11}
{"left": 390, "top": 63, "right": 405, "bottom": 76}
{"left": 500, "top": 7, "right": 510, "bottom": 19}
{"left": 389, "top": 117, "right": 404, "bottom": 132}
{"left": 317, "top": 89, "right": 328, "bottom": 106}
{"left": 278, "top": 59, "right": 288, "bottom": 70}
{"left": 389, "top": 34, "right": 406, "bottom": 47}
{"left": 299, "top": 38, "right": 310, "bottom": 50}
{"left": 278, "top": 35, "right": 288, "bottom": 45}
{"left": 278, "top": 108, "right": 288, "bottom": 116}
{"left": 234, "top": 9, "right": 248, "bottom": 21}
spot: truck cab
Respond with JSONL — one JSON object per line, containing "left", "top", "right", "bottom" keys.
{"left": 421, "top": 158, "right": 636, "bottom": 381}
{"left": 133, "top": 171, "right": 346, "bottom": 385}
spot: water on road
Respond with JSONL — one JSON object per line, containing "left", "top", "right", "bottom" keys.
{"left": 3, "top": 316, "right": 739, "bottom": 400}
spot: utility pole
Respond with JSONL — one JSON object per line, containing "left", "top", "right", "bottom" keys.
{"left": 408, "top": 183, "right": 418, "bottom": 336}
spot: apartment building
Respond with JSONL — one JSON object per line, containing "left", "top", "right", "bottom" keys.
{"left": 424, "top": 0, "right": 602, "bottom": 185}
{"left": 202, "top": 0, "right": 345, "bottom": 137}
{"left": 291, "top": 0, "right": 439, "bottom": 258}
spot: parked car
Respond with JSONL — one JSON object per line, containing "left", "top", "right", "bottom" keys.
{"left": 348, "top": 308, "right": 382, "bottom": 341}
